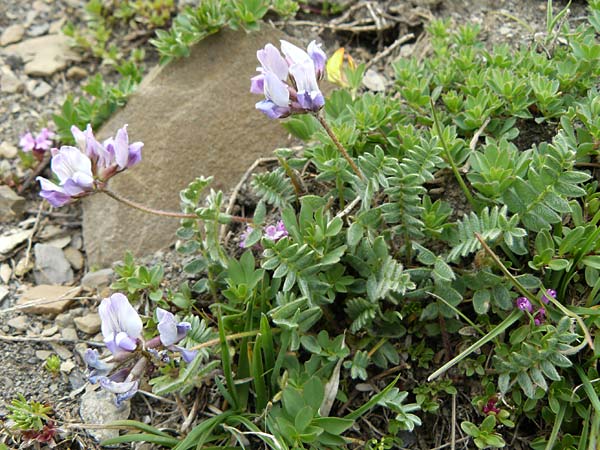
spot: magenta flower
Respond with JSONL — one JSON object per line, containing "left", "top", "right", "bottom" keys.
{"left": 515, "top": 296, "right": 533, "bottom": 313}
{"left": 252, "top": 40, "right": 327, "bottom": 119}
{"left": 482, "top": 399, "right": 500, "bottom": 415}
{"left": 541, "top": 288, "right": 556, "bottom": 304}
{"left": 264, "top": 220, "right": 288, "bottom": 241}
{"left": 36, "top": 124, "right": 143, "bottom": 207}
{"left": 534, "top": 308, "right": 546, "bottom": 326}
{"left": 98, "top": 293, "right": 143, "bottom": 357}
{"left": 19, "top": 127, "right": 55, "bottom": 159}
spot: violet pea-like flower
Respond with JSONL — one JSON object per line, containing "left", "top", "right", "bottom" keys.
{"left": 156, "top": 308, "right": 197, "bottom": 363}
{"left": 541, "top": 288, "right": 556, "bottom": 304}
{"left": 99, "top": 293, "right": 143, "bottom": 357}
{"left": 83, "top": 348, "right": 114, "bottom": 383}
{"left": 97, "top": 368, "right": 139, "bottom": 406}
{"left": 252, "top": 40, "right": 327, "bottom": 119}
{"left": 36, "top": 146, "right": 95, "bottom": 207}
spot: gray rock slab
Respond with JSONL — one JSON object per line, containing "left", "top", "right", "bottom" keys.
{"left": 34, "top": 243, "right": 74, "bottom": 284}
{"left": 83, "top": 27, "right": 294, "bottom": 266}
{"left": 0, "top": 185, "right": 25, "bottom": 220}
{"left": 2, "top": 33, "right": 80, "bottom": 76}
{"left": 80, "top": 388, "right": 131, "bottom": 443}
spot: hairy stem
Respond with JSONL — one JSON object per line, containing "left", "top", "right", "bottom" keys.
{"left": 316, "top": 113, "right": 364, "bottom": 180}
{"left": 100, "top": 188, "right": 252, "bottom": 223}
{"left": 429, "top": 99, "right": 477, "bottom": 210}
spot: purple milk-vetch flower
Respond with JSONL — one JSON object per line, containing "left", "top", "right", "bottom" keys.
{"left": 157, "top": 308, "right": 191, "bottom": 346}
{"left": 541, "top": 288, "right": 556, "bottom": 304}
{"left": 37, "top": 146, "right": 95, "bottom": 207}
{"left": 516, "top": 296, "right": 533, "bottom": 313}
{"left": 99, "top": 293, "right": 143, "bottom": 357}
{"left": 84, "top": 348, "right": 114, "bottom": 383}
{"left": 156, "top": 308, "right": 197, "bottom": 362}
{"left": 252, "top": 40, "right": 327, "bottom": 119}
{"left": 239, "top": 226, "right": 254, "bottom": 248}
{"left": 97, "top": 367, "right": 140, "bottom": 406}
{"left": 534, "top": 308, "right": 546, "bottom": 326}
{"left": 37, "top": 124, "right": 143, "bottom": 207}
{"left": 264, "top": 220, "right": 288, "bottom": 242}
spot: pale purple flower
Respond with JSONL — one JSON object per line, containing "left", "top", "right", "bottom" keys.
{"left": 98, "top": 368, "right": 139, "bottom": 406}
{"left": 516, "top": 296, "right": 533, "bottom": 313}
{"left": 541, "top": 288, "right": 556, "bottom": 304}
{"left": 534, "top": 308, "right": 546, "bottom": 326}
{"left": 19, "top": 133, "right": 36, "bottom": 152}
{"left": 36, "top": 146, "right": 94, "bottom": 207}
{"left": 19, "top": 128, "right": 55, "bottom": 155}
{"left": 84, "top": 348, "right": 113, "bottom": 383}
{"left": 37, "top": 124, "right": 143, "bottom": 207}
{"left": 157, "top": 308, "right": 191, "bottom": 346}
{"left": 264, "top": 220, "right": 288, "bottom": 241}
{"left": 252, "top": 40, "right": 327, "bottom": 119}
{"left": 99, "top": 293, "right": 143, "bottom": 357}
{"left": 239, "top": 226, "right": 254, "bottom": 248}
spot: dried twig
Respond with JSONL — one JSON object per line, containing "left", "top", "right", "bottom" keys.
{"left": 365, "top": 33, "right": 415, "bottom": 70}
{"left": 220, "top": 156, "right": 278, "bottom": 242}
{"left": 0, "top": 333, "right": 102, "bottom": 346}
{"left": 335, "top": 195, "right": 361, "bottom": 219}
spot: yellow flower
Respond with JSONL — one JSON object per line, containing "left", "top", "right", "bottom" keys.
{"left": 326, "top": 48, "right": 356, "bottom": 88}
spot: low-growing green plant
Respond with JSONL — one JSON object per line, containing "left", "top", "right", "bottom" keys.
{"left": 43, "top": 354, "right": 61, "bottom": 376}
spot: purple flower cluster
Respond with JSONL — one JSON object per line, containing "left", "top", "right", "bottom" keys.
{"left": 36, "top": 124, "right": 143, "bottom": 207}
{"left": 84, "top": 293, "right": 197, "bottom": 405}
{"left": 240, "top": 220, "right": 288, "bottom": 248}
{"left": 251, "top": 40, "right": 327, "bottom": 119}
{"left": 515, "top": 288, "right": 556, "bottom": 326}
{"left": 19, "top": 128, "right": 55, "bottom": 159}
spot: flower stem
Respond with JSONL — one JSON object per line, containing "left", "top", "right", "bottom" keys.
{"left": 316, "top": 113, "right": 364, "bottom": 180}
{"left": 429, "top": 99, "right": 477, "bottom": 210}
{"left": 100, "top": 188, "right": 252, "bottom": 223}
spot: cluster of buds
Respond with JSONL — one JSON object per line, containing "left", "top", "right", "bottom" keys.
{"left": 251, "top": 40, "right": 327, "bottom": 119}
{"left": 19, "top": 128, "right": 55, "bottom": 161}
{"left": 84, "top": 293, "right": 196, "bottom": 405}
{"left": 482, "top": 397, "right": 500, "bottom": 415}
{"left": 36, "top": 124, "right": 142, "bottom": 207}
{"left": 240, "top": 220, "right": 288, "bottom": 248}
{"left": 515, "top": 288, "right": 556, "bottom": 326}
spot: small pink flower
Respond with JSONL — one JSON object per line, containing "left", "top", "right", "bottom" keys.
{"left": 541, "top": 288, "right": 556, "bottom": 304}
{"left": 264, "top": 220, "right": 288, "bottom": 241}
{"left": 534, "top": 308, "right": 546, "bottom": 326}
{"left": 239, "top": 226, "right": 254, "bottom": 248}
{"left": 516, "top": 296, "right": 533, "bottom": 313}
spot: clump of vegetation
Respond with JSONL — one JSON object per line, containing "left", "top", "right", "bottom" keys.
{"left": 12, "top": 0, "right": 600, "bottom": 448}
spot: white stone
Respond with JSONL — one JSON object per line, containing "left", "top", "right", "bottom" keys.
{"left": 0, "top": 229, "right": 32, "bottom": 254}
{"left": 80, "top": 389, "right": 131, "bottom": 442}
{"left": 0, "top": 141, "right": 18, "bottom": 158}
{"left": 0, "top": 24, "right": 25, "bottom": 46}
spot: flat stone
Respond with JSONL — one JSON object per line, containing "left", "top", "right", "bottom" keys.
{"left": 0, "top": 24, "right": 25, "bottom": 46}
{"left": 42, "top": 325, "right": 58, "bottom": 337}
{"left": 0, "top": 68, "right": 24, "bottom": 94}
{"left": 0, "top": 185, "right": 25, "bottom": 220}
{"left": 0, "top": 229, "right": 32, "bottom": 254}
{"left": 35, "top": 350, "right": 52, "bottom": 360}
{"left": 14, "top": 257, "right": 33, "bottom": 276}
{"left": 7, "top": 315, "right": 28, "bottom": 331}
{"left": 63, "top": 247, "right": 84, "bottom": 270}
{"left": 27, "top": 23, "right": 49, "bottom": 38}
{"left": 16, "top": 284, "right": 81, "bottom": 315}
{"left": 83, "top": 28, "right": 294, "bottom": 266}
{"left": 0, "top": 286, "right": 8, "bottom": 302}
{"left": 50, "top": 343, "right": 72, "bottom": 359}
{"left": 45, "top": 236, "right": 71, "bottom": 249}
{"left": 362, "top": 69, "right": 387, "bottom": 92}
{"left": 74, "top": 312, "right": 101, "bottom": 335}
{"left": 0, "top": 141, "right": 18, "bottom": 158}
{"left": 28, "top": 80, "right": 52, "bottom": 98}
{"left": 0, "top": 263, "right": 11, "bottom": 283}
{"left": 80, "top": 388, "right": 131, "bottom": 442}
{"left": 60, "top": 327, "right": 78, "bottom": 340}
{"left": 60, "top": 359, "right": 76, "bottom": 374}
{"left": 34, "top": 243, "right": 74, "bottom": 284}
{"left": 81, "top": 268, "right": 113, "bottom": 291}
{"left": 2, "top": 33, "right": 80, "bottom": 76}
{"left": 55, "top": 312, "right": 74, "bottom": 328}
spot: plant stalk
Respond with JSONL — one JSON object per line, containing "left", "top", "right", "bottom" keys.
{"left": 100, "top": 188, "right": 252, "bottom": 223}
{"left": 316, "top": 113, "right": 364, "bottom": 180}
{"left": 429, "top": 99, "right": 477, "bottom": 209}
